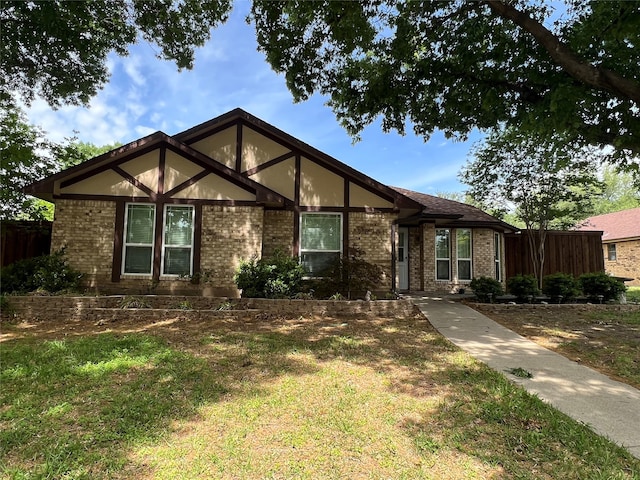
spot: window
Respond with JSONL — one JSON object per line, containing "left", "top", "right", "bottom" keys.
{"left": 435, "top": 229, "right": 450, "bottom": 280}
{"left": 122, "top": 203, "right": 195, "bottom": 277}
{"left": 300, "top": 213, "right": 342, "bottom": 276}
{"left": 123, "top": 204, "right": 155, "bottom": 274}
{"left": 607, "top": 243, "right": 617, "bottom": 261}
{"left": 456, "top": 229, "right": 472, "bottom": 281}
{"left": 162, "top": 205, "right": 194, "bottom": 276}
{"left": 494, "top": 232, "right": 502, "bottom": 282}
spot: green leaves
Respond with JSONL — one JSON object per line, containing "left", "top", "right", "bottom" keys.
{"left": 1, "top": 0, "right": 233, "bottom": 107}
{"left": 249, "top": 0, "right": 639, "bottom": 163}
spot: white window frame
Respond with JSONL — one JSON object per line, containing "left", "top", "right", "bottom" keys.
{"left": 607, "top": 243, "right": 617, "bottom": 261}
{"left": 494, "top": 232, "right": 502, "bottom": 282}
{"left": 456, "top": 228, "right": 472, "bottom": 282}
{"left": 160, "top": 204, "right": 195, "bottom": 277}
{"left": 435, "top": 228, "right": 451, "bottom": 281}
{"left": 299, "top": 212, "right": 343, "bottom": 277}
{"left": 122, "top": 203, "right": 156, "bottom": 276}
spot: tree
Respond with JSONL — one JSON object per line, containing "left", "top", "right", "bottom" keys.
{"left": 1, "top": 0, "right": 232, "bottom": 107}
{"left": 589, "top": 165, "right": 640, "bottom": 216}
{"left": 0, "top": 95, "right": 120, "bottom": 221}
{"left": 249, "top": 1, "right": 640, "bottom": 168}
{"left": 460, "top": 128, "right": 602, "bottom": 287}
{"left": 0, "top": 96, "right": 58, "bottom": 221}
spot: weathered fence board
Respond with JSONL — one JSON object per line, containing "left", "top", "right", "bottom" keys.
{"left": 0, "top": 220, "right": 52, "bottom": 267}
{"left": 505, "top": 230, "right": 604, "bottom": 279}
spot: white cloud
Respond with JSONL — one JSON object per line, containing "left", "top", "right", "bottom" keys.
{"left": 122, "top": 55, "right": 146, "bottom": 87}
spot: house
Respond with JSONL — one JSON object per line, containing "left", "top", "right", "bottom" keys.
{"left": 577, "top": 208, "right": 640, "bottom": 286}
{"left": 25, "top": 109, "right": 516, "bottom": 296}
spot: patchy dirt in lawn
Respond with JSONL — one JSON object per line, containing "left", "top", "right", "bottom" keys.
{"left": 469, "top": 304, "right": 640, "bottom": 390}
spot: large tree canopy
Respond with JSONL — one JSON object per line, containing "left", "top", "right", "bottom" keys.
{"left": 1, "top": 0, "right": 231, "bottom": 106}
{"left": 250, "top": 0, "right": 640, "bottom": 165}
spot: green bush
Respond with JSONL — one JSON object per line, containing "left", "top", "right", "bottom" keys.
{"left": 312, "top": 248, "right": 384, "bottom": 300}
{"left": 578, "top": 272, "right": 626, "bottom": 303}
{"left": 470, "top": 277, "right": 504, "bottom": 303}
{"left": 542, "top": 273, "right": 580, "bottom": 302}
{"left": 507, "top": 274, "right": 540, "bottom": 301}
{"left": 234, "top": 250, "right": 306, "bottom": 298}
{"left": 0, "top": 249, "right": 83, "bottom": 294}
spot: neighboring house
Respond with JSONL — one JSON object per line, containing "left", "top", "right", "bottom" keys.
{"left": 26, "top": 109, "right": 515, "bottom": 296}
{"left": 577, "top": 208, "right": 640, "bottom": 286}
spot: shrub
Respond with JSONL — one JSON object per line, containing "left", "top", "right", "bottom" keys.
{"left": 234, "top": 250, "right": 306, "bottom": 298}
{"left": 313, "top": 248, "right": 384, "bottom": 300}
{"left": 507, "top": 274, "right": 540, "bottom": 301}
{"left": 542, "top": 273, "right": 580, "bottom": 302}
{"left": 470, "top": 277, "right": 504, "bottom": 303}
{"left": 578, "top": 272, "right": 626, "bottom": 303}
{"left": 0, "top": 249, "right": 83, "bottom": 294}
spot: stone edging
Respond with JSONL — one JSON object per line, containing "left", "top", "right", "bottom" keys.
{"left": 2, "top": 295, "right": 418, "bottom": 322}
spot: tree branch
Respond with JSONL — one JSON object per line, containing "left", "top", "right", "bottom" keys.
{"left": 484, "top": 0, "right": 640, "bottom": 104}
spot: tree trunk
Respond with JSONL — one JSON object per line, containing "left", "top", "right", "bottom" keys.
{"left": 484, "top": 0, "right": 640, "bottom": 104}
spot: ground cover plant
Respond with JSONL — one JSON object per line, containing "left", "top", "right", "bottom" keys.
{"left": 471, "top": 304, "right": 640, "bottom": 390}
{"left": 1, "top": 312, "right": 639, "bottom": 479}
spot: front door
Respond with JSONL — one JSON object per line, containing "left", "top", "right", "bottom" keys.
{"left": 397, "top": 227, "right": 409, "bottom": 290}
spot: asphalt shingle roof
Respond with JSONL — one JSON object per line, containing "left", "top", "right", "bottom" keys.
{"left": 577, "top": 207, "right": 640, "bottom": 242}
{"left": 391, "top": 187, "right": 516, "bottom": 229}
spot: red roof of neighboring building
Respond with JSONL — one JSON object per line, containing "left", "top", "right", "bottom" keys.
{"left": 577, "top": 207, "right": 640, "bottom": 242}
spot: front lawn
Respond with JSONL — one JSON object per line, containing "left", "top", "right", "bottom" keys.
{"left": 1, "top": 313, "right": 639, "bottom": 479}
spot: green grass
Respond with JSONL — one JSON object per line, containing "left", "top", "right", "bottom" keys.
{"left": 627, "top": 286, "right": 640, "bottom": 304}
{"left": 2, "top": 316, "right": 639, "bottom": 479}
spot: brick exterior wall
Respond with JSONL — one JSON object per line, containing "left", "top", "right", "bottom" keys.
{"left": 473, "top": 228, "right": 499, "bottom": 280}
{"left": 349, "top": 212, "right": 396, "bottom": 290}
{"left": 604, "top": 239, "right": 640, "bottom": 286}
{"left": 262, "top": 210, "right": 294, "bottom": 257}
{"left": 200, "top": 205, "right": 264, "bottom": 291}
{"left": 51, "top": 199, "right": 116, "bottom": 288}
{"left": 417, "top": 225, "right": 503, "bottom": 293}
{"left": 408, "top": 226, "right": 422, "bottom": 291}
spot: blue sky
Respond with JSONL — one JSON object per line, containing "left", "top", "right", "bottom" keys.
{"left": 25, "top": 2, "right": 482, "bottom": 195}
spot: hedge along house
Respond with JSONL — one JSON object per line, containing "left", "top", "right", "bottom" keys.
{"left": 25, "top": 109, "right": 516, "bottom": 296}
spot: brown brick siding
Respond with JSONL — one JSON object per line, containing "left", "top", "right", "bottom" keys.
{"left": 200, "top": 205, "right": 264, "bottom": 290}
{"left": 51, "top": 199, "right": 116, "bottom": 288}
{"left": 604, "top": 239, "right": 640, "bottom": 286}
{"left": 349, "top": 212, "right": 396, "bottom": 290}
{"left": 408, "top": 227, "right": 422, "bottom": 290}
{"left": 262, "top": 210, "right": 294, "bottom": 257}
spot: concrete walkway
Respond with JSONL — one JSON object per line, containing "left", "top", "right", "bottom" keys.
{"left": 406, "top": 294, "right": 640, "bottom": 459}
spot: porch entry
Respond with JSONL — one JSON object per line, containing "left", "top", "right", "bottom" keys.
{"left": 397, "top": 227, "right": 409, "bottom": 290}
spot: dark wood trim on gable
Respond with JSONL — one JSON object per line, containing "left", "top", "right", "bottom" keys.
{"left": 243, "top": 151, "right": 294, "bottom": 176}
{"left": 158, "top": 148, "right": 166, "bottom": 195}
{"left": 112, "top": 166, "right": 156, "bottom": 200}
{"left": 163, "top": 170, "right": 210, "bottom": 198}
{"left": 235, "top": 121, "right": 243, "bottom": 173}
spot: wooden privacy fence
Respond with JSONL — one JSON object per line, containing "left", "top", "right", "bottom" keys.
{"left": 505, "top": 230, "right": 604, "bottom": 279}
{"left": 0, "top": 220, "right": 52, "bottom": 267}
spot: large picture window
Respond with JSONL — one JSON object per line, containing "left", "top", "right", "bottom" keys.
{"left": 435, "top": 229, "right": 451, "bottom": 281}
{"left": 300, "top": 213, "right": 342, "bottom": 276}
{"left": 123, "top": 204, "right": 155, "bottom": 274}
{"left": 456, "top": 229, "right": 472, "bottom": 281}
{"left": 122, "top": 203, "right": 194, "bottom": 277}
